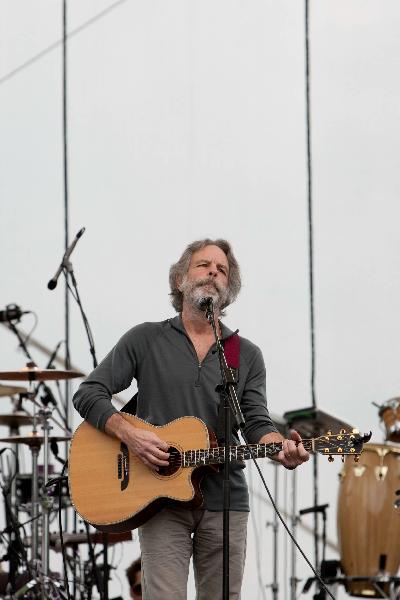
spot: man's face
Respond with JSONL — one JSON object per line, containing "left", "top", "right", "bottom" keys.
{"left": 179, "top": 244, "right": 230, "bottom": 311}
{"left": 130, "top": 569, "right": 142, "bottom": 599}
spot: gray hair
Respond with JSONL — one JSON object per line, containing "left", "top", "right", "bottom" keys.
{"left": 169, "top": 238, "right": 241, "bottom": 313}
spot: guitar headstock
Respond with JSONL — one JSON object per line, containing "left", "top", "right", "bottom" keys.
{"left": 314, "top": 429, "right": 372, "bottom": 463}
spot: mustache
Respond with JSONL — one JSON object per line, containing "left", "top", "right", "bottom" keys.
{"left": 195, "top": 278, "right": 220, "bottom": 291}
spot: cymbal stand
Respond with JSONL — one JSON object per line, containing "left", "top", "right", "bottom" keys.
{"left": 26, "top": 386, "right": 41, "bottom": 568}
{"left": 40, "top": 406, "right": 53, "bottom": 579}
{"left": 35, "top": 406, "right": 60, "bottom": 588}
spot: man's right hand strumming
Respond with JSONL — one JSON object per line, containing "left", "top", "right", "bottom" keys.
{"left": 105, "top": 413, "right": 170, "bottom": 471}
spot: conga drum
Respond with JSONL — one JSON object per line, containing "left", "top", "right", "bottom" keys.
{"left": 337, "top": 443, "right": 400, "bottom": 597}
{"left": 379, "top": 398, "right": 400, "bottom": 443}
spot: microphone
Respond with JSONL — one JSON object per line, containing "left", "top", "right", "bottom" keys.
{"left": 299, "top": 503, "right": 329, "bottom": 516}
{"left": 198, "top": 297, "right": 214, "bottom": 311}
{"left": 47, "top": 227, "right": 86, "bottom": 290}
{"left": 0, "top": 304, "right": 30, "bottom": 323}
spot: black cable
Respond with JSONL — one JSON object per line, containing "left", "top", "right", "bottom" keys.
{"left": 21, "top": 311, "right": 38, "bottom": 346}
{"left": 0, "top": 0, "right": 129, "bottom": 86}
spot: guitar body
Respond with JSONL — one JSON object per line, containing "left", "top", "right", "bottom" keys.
{"left": 68, "top": 414, "right": 217, "bottom": 532}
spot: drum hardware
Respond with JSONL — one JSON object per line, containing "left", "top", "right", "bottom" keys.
{"left": 376, "top": 398, "right": 400, "bottom": 444}
{"left": 0, "top": 433, "right": 72, "bottom": 447}
{"left": 337, "top": 443, "right": 400, "bottom": 598}
{"left": 48, "top": 530, "right": 132, "bottom": 552}
{"left": 283, "top": 407, "right": 354, "bottom": 439}
{"left": 0, "top": 384, "right": 27, "bottom": 397}
{"left": 0, "top": 367, "right": 73, "bottom": 592}
{"left": 14, "top": 473, "right": 70, "bottom": 508}
{"left": 299, "top": 504, "right": 330, "bottom": 599}
{"left": 0, "top": 413, "right": 34, "bottom": 428}
{"left": 0, "top": 364, "right": 84, "bottom": 382}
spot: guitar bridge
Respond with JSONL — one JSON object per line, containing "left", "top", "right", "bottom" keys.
{"left": 117, "top": 442, "right": 129, "bottom": 491}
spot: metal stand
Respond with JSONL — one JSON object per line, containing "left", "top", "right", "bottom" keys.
{"left": 267, "top": 462, "right": 280, "bottom": 600}
{"left": 290, "top": 468, "right": 298, "bottom": 600}
{"left": 40, "top": 407, "right": 53, "bottom": 578}
{"left": 203, "top": 297, "right": 245, "bottom": 600}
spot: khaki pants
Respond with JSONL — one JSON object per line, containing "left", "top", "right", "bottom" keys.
{"left": 138, "top": 508, "right": 248, "bottom": 600}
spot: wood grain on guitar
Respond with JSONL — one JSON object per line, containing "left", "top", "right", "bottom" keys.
{"left": 68, "top": 413, "right": 371, "bottom": 533}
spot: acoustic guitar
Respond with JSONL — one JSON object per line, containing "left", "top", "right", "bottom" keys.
{"left": 68, "top": 413, "right": 370, "bottom": 533}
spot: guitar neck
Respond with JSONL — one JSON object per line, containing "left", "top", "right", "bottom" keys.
{"left": 182, "top": 440, "right": 301, "bottom": 467}
{"left": 180, "top": 430, "right": 367, "bottom": 467}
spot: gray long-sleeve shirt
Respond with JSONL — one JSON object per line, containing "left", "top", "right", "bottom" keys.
{"left": 72, "top": 315, "right": 277, "bottom": 510}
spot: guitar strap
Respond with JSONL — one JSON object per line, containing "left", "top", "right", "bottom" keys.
{"left": 216, "top": 332, "right": 240, "bottom": 443}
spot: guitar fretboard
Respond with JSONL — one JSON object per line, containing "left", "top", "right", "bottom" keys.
{"left": 181, "top": 442, "right": 284, "bottom": 467}
{"left": 165, "top": 434, "right": 363, "bottom": 469}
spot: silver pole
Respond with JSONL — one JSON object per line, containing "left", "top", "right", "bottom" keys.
{"left": 290, "top": 469, "right": 298, "bottom": 600}
{"left": 272, "top": 463, "right": 279, "bottom": 600}
{"left": 30, "top": 445, "right": 40, "bottom": 565}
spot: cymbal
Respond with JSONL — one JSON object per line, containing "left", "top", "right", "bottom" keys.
{"left": 0, "top": 384, "right": 27, "bottom": 397}
{"left": 0, "top": 413, "right": 33, "bottom": 428}
{"left": 50, "top": 531, "right": 132, "bottom": 551}
{"left": 0, "top": 433, "right": 71, "bottom": 447}
{"left": 0, "top": 366, "right": 84, "bottom": 382}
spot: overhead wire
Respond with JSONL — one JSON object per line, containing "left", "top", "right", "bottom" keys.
{"left": 0, "top": 0, "right": 129, "bottom": 86}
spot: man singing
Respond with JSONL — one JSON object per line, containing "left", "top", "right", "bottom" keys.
{"left": 73, "top": 238, "right": 309, "bottom": 600}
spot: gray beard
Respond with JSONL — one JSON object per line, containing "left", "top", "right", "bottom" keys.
{"left": 180, "top": 276, "right": 229, "bottom": 312}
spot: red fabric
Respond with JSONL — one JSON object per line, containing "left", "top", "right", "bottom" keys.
{"left": 223, "top": 334, "right": 240, "bottom": 369}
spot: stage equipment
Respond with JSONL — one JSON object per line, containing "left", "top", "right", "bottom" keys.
{"left": 0, "top": 433, "right": 71, "bottom": 446}
{"left": 69, "top": 413, "right": 370, "bottom": 532}
{"left": 47, "top": 227, "right": 86, "bottom": 290}
{"left": 337, "top": 443, "right": 400, "bottom": 598}
{"left": 49, "top": 530, "right": 132, "bottom": 552}
{"left": 0, "top": 304, "right": 31, "bottom": 323}
{"left": 283, "top": 406, "right": 354, "bottom": 439}
{"left": 0, "top": 413, "right": 33, "bottom": 428}
{"left": 0, "top": 362, "right": 78, "bottom": 592}
{"left": 378, "top": 398, "right": 400, "bottom": 443}
{"left": 284, "top": 405, "right": 356, "bottom": 597}
{"left": 0, "top": 365, "right": 84, "bottom": 381}
{"left": 0, "top": 384, "right": 27, "bottom": 396}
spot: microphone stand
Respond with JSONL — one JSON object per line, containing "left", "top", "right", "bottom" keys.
{"left": 61, "top": 258, "right": 106, "bottom": 600}
{"left": 203, "top": 298, "right": 245, "bottom": 600}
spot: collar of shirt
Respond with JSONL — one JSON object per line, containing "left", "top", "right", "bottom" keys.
{"left": 168, "top": 315, "right": 238, "bottom": 342}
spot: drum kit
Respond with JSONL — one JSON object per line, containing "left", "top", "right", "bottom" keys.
{"left": 0, "top": 364, "right": 131, "bottom": 599}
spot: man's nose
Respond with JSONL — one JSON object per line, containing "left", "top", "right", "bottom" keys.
{"left": 208, "top": 265, "right": 218, "bottom": 277}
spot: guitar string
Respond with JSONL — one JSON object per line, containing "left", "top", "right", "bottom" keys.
{"left": 160, "top": 440, "right": 357, "bottom": 468}
{"left": 127, "top": 438, "right": 357, "bottom": 467}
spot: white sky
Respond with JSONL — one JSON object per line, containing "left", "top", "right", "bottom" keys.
{"left": 1, "top": 1, "right": 400, "bottom": 598}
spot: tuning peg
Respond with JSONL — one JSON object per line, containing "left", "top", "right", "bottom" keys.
{"left": 354, "top": 456, "right": 360, "bottom": 463}
{"left": 340, "top": 428, "right": 346, "bottom": 434}
{"left": 328, "top": 456, "right": 334, "bottom": 462}
{"left": 326, "top": 430, "right": 332, "bottom": 436}
{"left": 341, "top": 455, "right": 345, "bottom": 463}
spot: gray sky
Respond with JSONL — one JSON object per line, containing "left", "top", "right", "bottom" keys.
{"left": 1, "top": 1, "right": 400, "bottom": 597}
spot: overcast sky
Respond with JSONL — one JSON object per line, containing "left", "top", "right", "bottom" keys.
{"left": 1, "top": 2, "right": 400, "bottom": 598}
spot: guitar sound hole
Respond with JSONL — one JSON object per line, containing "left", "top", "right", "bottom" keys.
{"left": 158, "top": 446, "right": 181, "bottom": 477}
